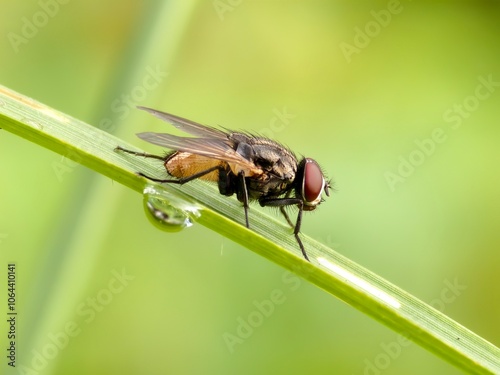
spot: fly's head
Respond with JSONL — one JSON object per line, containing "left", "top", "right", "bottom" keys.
{"left": 296, "top": 158, "right": 331, "bottom": 212}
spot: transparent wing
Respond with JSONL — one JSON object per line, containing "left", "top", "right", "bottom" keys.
{"left": 137, "top": 106, "right": 228, "bottom": 139}
{"left": 136, "top": 132, "right": 261, "bottom": 172}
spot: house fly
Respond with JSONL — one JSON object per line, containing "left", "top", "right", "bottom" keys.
{"left": 116, "top": 106, "right": 331, "bottom": 261}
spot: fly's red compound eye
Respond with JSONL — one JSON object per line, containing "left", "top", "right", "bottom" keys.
{"left": 302, "top": 158, "right": 324, "bottom": 205}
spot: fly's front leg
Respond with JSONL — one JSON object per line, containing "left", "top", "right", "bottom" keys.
{"left": 279, "top": 191, "right": 294, "bottom": 228}
{"left": 280, "top": 207, "right": 294, "bottom": 228}
{"left": 259, "top": 197, "right": 309, "bottom": 262}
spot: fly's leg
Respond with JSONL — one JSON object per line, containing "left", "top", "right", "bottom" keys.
{"left": 115, "top": 145, "right": 219, "bottom": 184}
{"left": 115, "top": 146, "right": 166, "bottom": 161}
{"left": 238, "top": 171, "right": 250, "bottom": 228}
{"left": 137, "top": 166, "right": 219, "bottom": 184}
{"left": 259, "top": 197, "right": 309, "bottom": 262}
{"left": 278, "top": 191, "right": 294, "bottom": 228}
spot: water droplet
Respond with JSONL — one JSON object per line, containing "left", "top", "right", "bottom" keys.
{"left": 142, "top": 184, "right": 200, "bottom": 232}
{"left": 144, "top": 197, "right": 192, "bottom": 232}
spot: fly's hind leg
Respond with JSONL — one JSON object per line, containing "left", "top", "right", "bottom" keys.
{"left": 115, "top": 145, "right": 169, "bottom": 181}
{"left": 115, "top": 146, "right": 165, "bottom": 161}
{"left": 115, "top": 145, "right": 219, "bottom": 184}
{"left": 138, "top": 166, "right": 220, "bottom": 184}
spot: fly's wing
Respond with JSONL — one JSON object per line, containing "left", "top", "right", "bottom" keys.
{"left": 136, "top": 132, "right": 262, "bottom": 176}
{"left": 137, "top": 106, "right": 228, "bottom": 139}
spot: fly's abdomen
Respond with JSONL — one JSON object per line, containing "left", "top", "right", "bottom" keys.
{"left": 165, "top": 152, "right": 220, "bottom": 181}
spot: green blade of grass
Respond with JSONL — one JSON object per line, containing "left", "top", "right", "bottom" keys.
{"left": 1, "top": 85, "right": 499, "bottom": 374}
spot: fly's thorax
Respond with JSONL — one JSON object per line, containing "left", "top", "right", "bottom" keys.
{"left": 229, "top": 132, "right": 253, "bottom": 144}
{"left": 250, "top": 140, "right": 298, "bottom": 183}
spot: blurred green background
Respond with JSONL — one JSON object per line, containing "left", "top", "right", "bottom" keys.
{"left": 1, "top": 1, "right": 499, "bottom": 374}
